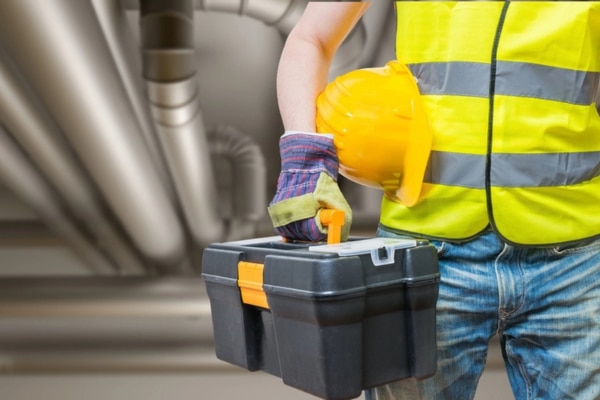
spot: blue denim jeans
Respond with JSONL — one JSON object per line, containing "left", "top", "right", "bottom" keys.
{"left": 366, "top": 228, "right": 600, "bottom": 400}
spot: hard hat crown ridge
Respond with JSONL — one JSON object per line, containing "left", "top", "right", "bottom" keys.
{"left": 316, "top": 60, "right": 432, "bottom": 206}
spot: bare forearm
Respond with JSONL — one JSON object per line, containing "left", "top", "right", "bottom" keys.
{"left": 276, "top": 35, "right": 331, "bottom": 132}
{"left": 276, "top": 2, "right": 370, "bottom": 132}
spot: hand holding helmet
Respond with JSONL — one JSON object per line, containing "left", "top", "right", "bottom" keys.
{"left": 268, "top": 60, "right": 431, "bottom": 242}
{"left": 317, "top": 60, "right": 432, "bottom": 206}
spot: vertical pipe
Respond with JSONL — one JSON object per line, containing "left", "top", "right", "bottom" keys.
{"left": 90, "top": 0, "right": 176, "bottom": 200}
{"left": 0, "top": 0, "right": 186, "bottom": 267}
{"left": 141, "top": 0, "right": 225, "bottom": 246}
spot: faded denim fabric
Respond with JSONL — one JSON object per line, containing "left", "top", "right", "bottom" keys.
{"left": 366, "top": 228, "right": 600, "bottom": 400}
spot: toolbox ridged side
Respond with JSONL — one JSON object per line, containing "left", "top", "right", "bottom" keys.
{"left": 202, "top": 238, "right": 440, "bottom": 400}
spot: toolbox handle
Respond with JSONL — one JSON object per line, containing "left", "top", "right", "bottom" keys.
{"left": 319, "top": 209, "right": 345, "bottom": 245}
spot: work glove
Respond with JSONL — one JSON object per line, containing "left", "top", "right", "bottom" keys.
{"left": 268, "top": 131, "right": 352, "bottom": 242}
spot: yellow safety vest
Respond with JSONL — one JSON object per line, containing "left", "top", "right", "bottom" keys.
{"left": 381, "top": 1, "right": 600, "bottom": 245}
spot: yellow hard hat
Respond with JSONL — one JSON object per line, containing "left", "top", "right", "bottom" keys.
{"left": 316, "top": 60, "right": 432, "bottom": 207}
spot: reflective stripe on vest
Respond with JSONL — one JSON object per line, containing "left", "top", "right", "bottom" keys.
{"left": 410, "top": 61, "right": 600, "bottom": 106}
{"left": 426, "top": 151, "right": 600, "bottom": 189}
{"left": 382, "top": 1, "right": 600, "bottom": 245}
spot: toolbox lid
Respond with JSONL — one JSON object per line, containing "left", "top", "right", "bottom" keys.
{"left": 308, "top": 237, "right": 417, "bottom": 266}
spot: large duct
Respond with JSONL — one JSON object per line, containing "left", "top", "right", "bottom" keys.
{"left": 0, "top": 47, "right": 147, "bottom": 275}
{"left": 0, "top": 0, "right": 186, "bottom": 268}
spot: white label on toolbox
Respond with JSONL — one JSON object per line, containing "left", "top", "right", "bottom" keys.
{"left": 223, "top": 235, "right": 283, "bottom": 245}
{"left": 308, "top": 238, "right": 417, "bottom": 266}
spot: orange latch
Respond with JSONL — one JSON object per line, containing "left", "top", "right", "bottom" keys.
{"left": 238, "top": 210, "right": 345, "bottom": 309}
{"left": 238, "top": 261, "right": 269, "bottom": 309}
{"left": 319, "top": 209, "right": 345, "bottom": 245}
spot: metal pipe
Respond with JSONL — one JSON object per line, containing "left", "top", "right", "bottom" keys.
{"left": 197, "top": 0, "right": 309, "bottom": 35}
{"left": 0, "top": 48, "right": 147, "bottom": 275}
{"left": 0, "top": 126, "right": 116, "bottom": 275}
{"left": 0, "top": 0, "right": 186, "bottom": 267}
{"left": 0, "top": 276, "right": 217, "bottom": 372}
{"left": 90, "top": 0, "right": 176, "bottom": 201}
{"left": 0, "top": 347, "right": 231, "bottom": 373}
{"left": 141, "top": 0, "right": 225, "bottom": 246}
{"left": 0, "top": 276, "right": 208, "bottom": 318}
{"left": 208, "top": 125, "right": 267, "bottom": 241}
{"left": 197, "top": 0, "right": 366, "bottom": 76}
{"left": 131, "top": 0, "right": 367, "bottom": 248}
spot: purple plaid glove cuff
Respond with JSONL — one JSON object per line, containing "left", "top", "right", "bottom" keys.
{"left": 271, "top": 132, "right": 339, "bottom": 204}
{"left": 274, "top": 218, "right": 324, "bottom": 242}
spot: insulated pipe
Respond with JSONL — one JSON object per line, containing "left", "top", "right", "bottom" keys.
{"left": 90, "top": 0, "right": 175, "bottom": 200}
{"left": 0, "top": 48, "right": 147, "bottom": 275}
{"left": 0, "top": 0, "right": 186, "bottom": 267}
{"left": 141, "top": 0, "right": 225, "bottom": 246}
{"left": 0, "top": 126, "right": 116, "bottom": 275}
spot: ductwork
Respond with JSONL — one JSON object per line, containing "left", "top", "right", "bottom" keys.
{"left": 0, "top": 0, "right": 186, "bottom": 268}
{"left": 141, "top": 0, "right": 226, "bottom": 247}
{"left": 197, "top": 0, "right": 309, "bottom": 35}
{"left": 0, "top": 276, "right": 208, "bottom": 318}
{"left": 0, "top": 0, "right": 394, "bottom": 375}
{"left": 91, "top": 0, "right": 175, "bottom": 200}
{"left": 196, "top": 0, "right": 367, "bottom": 76}
{"left": 0, "top": 47, "right": 147, "bottom": 275}
{"left": 208, "top": 125, "right": 266, "bottom": 241}
{"left": 0, "top": 126, "right": 116, "bottom": 275}
{"left": 0, "top": 0, "right": 371, "bottom": 273}
{"left": 138, "top": 0, "right": 365, "bottom": 247}
{"left": 0, "top": 276, "right": 216, "bottom": 373}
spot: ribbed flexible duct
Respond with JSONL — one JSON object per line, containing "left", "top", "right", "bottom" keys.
{"left": 0, "top": 0, "right": 186, "bottom": 267}
{"left": 0, "top": 126, "right": 115, "bottom": 275}
{"left": 141, "top": 0, "right": 225, "bottom": 246}
{"left": 0, "top": 47, "right": 146, "bottom": 275}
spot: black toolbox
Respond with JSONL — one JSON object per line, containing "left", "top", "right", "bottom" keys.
{"left": 201, "top": 236, "right": 439, "bottom": 400}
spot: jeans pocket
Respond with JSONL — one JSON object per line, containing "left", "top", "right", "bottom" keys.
{"left": 551, "top": 236, "right": 600, "bottom": 256}
{"left": 431, "top": 240, "right": 448, "bottom": 258}
{"left": 376, "top": 227, "right": 447, "bottom": 257}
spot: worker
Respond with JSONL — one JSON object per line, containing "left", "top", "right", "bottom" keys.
{"left": 268, "top": 2, "right": 600, "bottom": 399}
